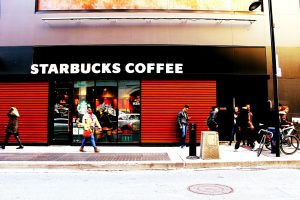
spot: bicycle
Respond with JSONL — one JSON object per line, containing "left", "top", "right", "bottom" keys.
{"left": 257, "top": 126, "right": 299, "bottom": 157}
{"left": 281, "top": 124, "right": 300, "bottom": 150}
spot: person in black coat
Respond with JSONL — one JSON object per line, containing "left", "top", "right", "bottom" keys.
{"left": 207, "top": 106, "right": 219, "bottom": 131}
{"left": 177, "top": 105, "right": 190, "bottom": 148}
{"left": 2, "top": 107, "right": 24, "bottom": 149}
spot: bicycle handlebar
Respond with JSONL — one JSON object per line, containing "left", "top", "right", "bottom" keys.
{"left": 281, "top": 125, "right": 295, "bottom": 131}
{"left": 258, "top": 129, "right": 274, "bottom": 138}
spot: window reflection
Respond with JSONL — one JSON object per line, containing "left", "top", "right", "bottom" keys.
{"left": 53, "top": 81, "right": 72, "bottom": 143}
{"left": 118, "top": 80, "right": 140, "bottom": 143}
{"left": 95, "top": 81, "right": 117, "bottom": 142}
{"left": 73, "top": 81, "right": 94, "bottom": 143}
{"left": 70, "top": 80, "right": 141, "bottom": 144}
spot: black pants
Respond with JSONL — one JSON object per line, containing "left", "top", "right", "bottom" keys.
{"left": 229, "top": 125, "right": 239, "bottom": 144}
{"left": 179, "top": 124, "right": 187, "bottom": 147}
{"left": 2, "top": 132, "right": 23, "bottom": 147}
{"left": 235, "top": 128, "right": 255, "bottom": 149}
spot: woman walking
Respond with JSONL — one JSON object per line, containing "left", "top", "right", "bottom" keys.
{"left": 2, "top": 107, "right": 24, "bottom": 149}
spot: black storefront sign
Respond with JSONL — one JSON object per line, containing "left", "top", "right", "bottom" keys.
{"left": 0, "top": 45, "right": 269, "bottom": 143}
{"left": 1, "top": 45, "right": 267, "bottom": 80}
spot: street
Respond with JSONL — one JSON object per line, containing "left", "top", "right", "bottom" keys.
{"left": 0, "top": 168, "right": 299, "bottom": 200}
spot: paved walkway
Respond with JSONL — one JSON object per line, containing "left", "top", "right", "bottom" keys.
{"left": 0, "top": 144, "right": 300, "bottom": 170}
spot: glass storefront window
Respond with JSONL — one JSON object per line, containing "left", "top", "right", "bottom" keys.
{"left": 55, "top": 80, "right": 141, "bottom": 144}
{"left": 53, "top": 81, "right": 73, "bottom": 144}
{"left": 73, "top": 81, "right": 95, "bottom": 143}
{"left": 118, "top": 80, "right": 140, "bottom": 143}
{"left": 95, "top": 80, "right": 118, "bottom": 143}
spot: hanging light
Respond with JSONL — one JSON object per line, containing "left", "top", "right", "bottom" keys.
{"left": 249, "top": 0, "right": 262, "bottom": 11}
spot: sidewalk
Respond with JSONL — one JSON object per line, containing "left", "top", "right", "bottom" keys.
{"left": 0, "top": 144, "right": 300, "bottom": 170}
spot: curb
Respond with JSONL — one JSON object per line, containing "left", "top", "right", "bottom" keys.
{"left": 0, "top": 161, "right": 184, "bottom": 171}
{"left": 1, "top": 160, "right": 300, "bottom": 171}
{"left": 184, "top": 160, "right": 300, "bottom": 169}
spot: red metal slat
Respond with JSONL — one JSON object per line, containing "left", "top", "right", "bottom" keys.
{"left": 141, "top": 80, "right": 216, "bottom": 144}
{"left": 0, "top": 83, "right": 49, "bottom": 144}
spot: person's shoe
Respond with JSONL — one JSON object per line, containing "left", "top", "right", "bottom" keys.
{"left": 1, "top": 145, "right": 5, "bottom": 149}
{"left": 79, "top": 147, "right": 86, "bottom": 152}
{"left": 234, "top": 149, "right": 238, "bottom": 152}
{"left": 94, "top": 147, "right": 100, "bottom": 153}
{"left": 16, "top": 146, "right": 24, "bottom": 149}
{"left": 228, "top": 142, "right": 231, "bottom": 146}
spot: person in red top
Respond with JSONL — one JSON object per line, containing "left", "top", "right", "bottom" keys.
{"left": 279, "top": 105, "right": 293, "bottom": 127}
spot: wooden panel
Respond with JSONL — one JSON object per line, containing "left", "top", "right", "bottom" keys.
{"left": 141, "top": 80, "right": 216, "bottom": 144}
{"left": 0, "top": 83, "right": 49, "bottom": 144}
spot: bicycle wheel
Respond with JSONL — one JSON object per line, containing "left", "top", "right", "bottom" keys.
{"left": 265, "top": 134, "right": 272, "bottom": 150}
{"left": 257, "top": 135, "right": 266, "bottom": 157}
{"left": 291, "top": 130, "right": 300, "bottom": 150}
{"left": 280, "top": 135, "right": 299, "bottom": 155}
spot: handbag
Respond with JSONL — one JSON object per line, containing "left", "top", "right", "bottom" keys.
{"left": 83, "top": 129, "right": 91, "bottom": 138}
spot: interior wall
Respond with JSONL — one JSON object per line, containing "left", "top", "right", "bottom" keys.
{"left": 267, "top": 47, "right": 300, "bottom": 118}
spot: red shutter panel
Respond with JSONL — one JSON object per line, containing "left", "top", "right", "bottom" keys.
{"left": 141, "top": 80, "right": 216, "bottom": 144}
{"left": 0, "top": 83, "right": 49, "bottom": 144}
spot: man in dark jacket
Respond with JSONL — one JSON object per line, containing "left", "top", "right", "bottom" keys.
{"left": 177, "top": 105, "right": 190, "bottom": 148}
{"left": 207, "top": 106, "right": 219, "bottom": 131}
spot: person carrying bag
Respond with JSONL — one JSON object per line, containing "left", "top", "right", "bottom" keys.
{"left": 83, "top": 122, "right": 92, "bottom": 138}
{"left": 2, "top": 107, "right": 24, "bottom": 149}
{"left": 79, "top": 107, "right": 102, "bottom": 153}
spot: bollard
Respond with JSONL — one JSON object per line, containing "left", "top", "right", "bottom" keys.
{"left": 187, "top": 122, "right": 199, "bottom": 159}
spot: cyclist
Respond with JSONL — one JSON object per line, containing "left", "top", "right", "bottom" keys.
{"left": 279, "top": 105, "right": 293, "bottom": 127}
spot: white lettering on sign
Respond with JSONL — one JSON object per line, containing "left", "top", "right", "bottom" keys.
{"left": 30, "top": 63, "right": 184, "bottom": 74}
{"left": 124, "top": 63, "right": 183, "bottom": 74}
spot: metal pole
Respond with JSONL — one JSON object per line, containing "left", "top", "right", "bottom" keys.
{"left": 267, "top": 0, "right": 280, "bottom": 157}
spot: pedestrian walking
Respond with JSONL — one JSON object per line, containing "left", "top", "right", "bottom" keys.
{"left": 206, "top": 106, "right": 219, "bottom": 131}
{"left": 177, "top": 105, "right": 190, "bottom": 148}
{"left": 2, "top": 107, "right": 24, "bottom": 149}
{"left": 234, "top": 104, "right": 255, "bottom": 151}
{"left": 79, "top": 107, "right": 101, "bottom": 153}
{"left": 228, "top": 106, "right": 240, "bottom": 146}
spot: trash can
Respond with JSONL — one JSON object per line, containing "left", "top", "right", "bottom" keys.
{"left": 200, "top": 131, "right": 220, "bottom": 160}
{"left": 187, "top": 123, "right": 198, "bottom": 159}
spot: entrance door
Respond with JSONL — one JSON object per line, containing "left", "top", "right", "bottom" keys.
{"left": 51, "top": 81, "right": 73, "bottom": 144}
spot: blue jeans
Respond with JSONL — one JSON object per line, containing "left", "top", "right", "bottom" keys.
{"left": 81, "top": 134, "right": 96, "bottom": 148}
{"left": 180, "top": 124, "right": 187, "bottom": 147}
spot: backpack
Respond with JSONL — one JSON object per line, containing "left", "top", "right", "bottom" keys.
{"left": 206, "top": 116, "right": 212, "bottom": 126}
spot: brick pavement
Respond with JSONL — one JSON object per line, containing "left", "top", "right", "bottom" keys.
{"left": 0, "top": 153, "right": 170, "bottom": 161}
{"left": 0, "top": 144, "right": 299, "bottom": 170}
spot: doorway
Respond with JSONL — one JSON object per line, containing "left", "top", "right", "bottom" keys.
{"left": 51, "top": 81, "right": 73, "bottom": 144}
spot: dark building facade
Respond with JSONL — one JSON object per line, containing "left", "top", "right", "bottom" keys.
{"left": 0, "top": 45, "right": 268, "bottom": 145}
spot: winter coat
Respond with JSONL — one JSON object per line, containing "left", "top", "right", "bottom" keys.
{"left": 6, "top": 113, "right": 19, "bottom": 134}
